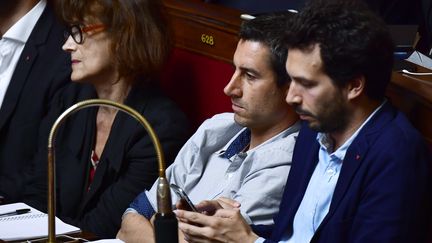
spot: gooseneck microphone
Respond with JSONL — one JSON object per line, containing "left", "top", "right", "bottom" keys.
{"left": 47, "top": 99, "right": 177, "bottom": 243}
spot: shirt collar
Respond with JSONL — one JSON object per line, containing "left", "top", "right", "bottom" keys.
{"left": 217, "top": 120, "right": 302, "bottom": 158}
{"left": 217, "top": 127, "right": 248, "bottom": 157}
{"left": 3, "top": 0, "right": 46, "bottom": 43}
{"left": 317, "top": 100, "right": 387, "bottom": 161}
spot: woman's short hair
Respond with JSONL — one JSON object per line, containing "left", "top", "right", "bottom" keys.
{"left": 57, "top": 0, "right": 172, "bottom": 83}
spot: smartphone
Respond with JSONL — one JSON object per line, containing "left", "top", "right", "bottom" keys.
{"left": 170, "top": 184, "right": 198, "bottom": 212}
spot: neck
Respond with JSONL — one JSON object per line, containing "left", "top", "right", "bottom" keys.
{"left": 330, "top": 98, "right": 381, "bottom": 150}
{"left": 0, "top": 0, "right": 39, "bottom": 35}
{"left": 249, "top": 112, "right": 299, "bottom": 150}
{"left": 94, "top": 79, "right": 131, "bottom": 114}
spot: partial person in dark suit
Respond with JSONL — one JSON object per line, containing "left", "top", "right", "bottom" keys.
{"left": 23, "top": 0, "right": 189, "bottom": 238}
{"left": 362, "top": 0, "right": 420, "bottom": 24}
{"left": 419, "top": 0, "right": 432, "bottom": 54}
{"left": 0, "top": 0, "right": 70, "bottom": 204}
{"left": 174, "top": 1, "right": 432, "bottom": 242}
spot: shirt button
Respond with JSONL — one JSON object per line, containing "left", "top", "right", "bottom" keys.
{"left": 326, "top": 167, "right": 335, "bottom": 175}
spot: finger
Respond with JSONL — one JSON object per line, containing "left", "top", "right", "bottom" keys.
{"left": 218, "top": 197, "right": 241, "bottom": 207}
{"left": 213, "top": 208, "right": 241, "bottom": 218}
{"left": 177, "top": 215, "right": 189, "bottom": 223}
{"left": 178, "top": 221, "right": 206, "bottom": 237}
{"left": 175, "top": 199, "right": 182, "bottom": 209}
{"left": 183, "top": 232, "right": 211, "bottom": 243}
{"left": 195, "top": 200, "right": 220, "bottom": 213}
{"left": 175, "top": 209, "right": 214, "bottom": 226}
{"left": 179, "top": 221, "right": 223, "bottom": 243}
{"left": 176, "top": 211, "right": 200, "bottom": 225}
{"left": 217, "top": 197, "right": 241, "bottom": 209}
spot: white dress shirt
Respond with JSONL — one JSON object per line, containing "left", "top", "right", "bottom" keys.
{"left": 0, "top": 0, "right": 46, "bottom": 108}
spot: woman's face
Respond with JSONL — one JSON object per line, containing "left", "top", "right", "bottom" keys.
{"left": 62, "top": 19, "right": 116, "bottom": 84}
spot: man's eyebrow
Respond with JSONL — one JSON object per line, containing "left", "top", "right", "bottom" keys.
{"left": 238, "top": 66, "right": 261, "bottom": 77}
{"left": 290, "top": 75, "right": 314, "bottom": 83}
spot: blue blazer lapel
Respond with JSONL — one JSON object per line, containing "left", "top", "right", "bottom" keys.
{"left": 271, "top": 123, "right": 320, "bottom": 240}
{"left": 317, "top": 135, "right": 368, "bottom": 231}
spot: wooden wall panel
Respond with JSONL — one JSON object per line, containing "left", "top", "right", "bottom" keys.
{"left": 162, "top": 0, "right": 432, "bottom": 148}
{"left": 163, "top": 0, "right": 241, "bottom": 63}
{"left": 388, "top": 71, "right": 432, "bottom": 147}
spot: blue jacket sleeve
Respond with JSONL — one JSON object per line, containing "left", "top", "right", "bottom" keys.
{"left": 252, "top": 224, "right": 275, "bottom": 239}
{"left": 129, "top": 191, "right": 156, "bottom": 219}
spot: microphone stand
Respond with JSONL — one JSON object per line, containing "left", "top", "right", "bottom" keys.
{"left": 46, "top": 99, "right": 177, "bottom": 243}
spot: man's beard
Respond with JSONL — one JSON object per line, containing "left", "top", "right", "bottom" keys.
{"left": 296, "top": 94, "right": 350, "bottom": 134}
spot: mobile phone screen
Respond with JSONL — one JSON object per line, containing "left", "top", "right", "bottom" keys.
{"left": 170, "top": 184, "right": 198, "bottom": 212}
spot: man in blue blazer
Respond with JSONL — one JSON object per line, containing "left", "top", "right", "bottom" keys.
{"left": 174, "top": 1, "right": 432, "bottom": 242}
{"left": 0, "top": 0, "right": 70, "bottom": 203}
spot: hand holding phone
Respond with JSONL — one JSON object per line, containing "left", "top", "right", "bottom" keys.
{"left": 170, "top": 184, "right": 198, "bottom": 212}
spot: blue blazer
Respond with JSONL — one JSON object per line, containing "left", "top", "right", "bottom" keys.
{"left": 253, "top": 102, "right": 432, "bottom": 243}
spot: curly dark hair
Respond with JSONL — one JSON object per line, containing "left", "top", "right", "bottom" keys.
{"left": 285, "top": 0, "right": 395, "bottom": 100}
{"left": 56, "top": 0, "right": 172, "bottom": 83}
{"left": 239, "top": 11, "right": 295, "bottom": 86}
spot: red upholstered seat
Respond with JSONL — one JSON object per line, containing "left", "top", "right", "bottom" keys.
{"left": 161, "top": 48, "right": 233, "bottom": 130}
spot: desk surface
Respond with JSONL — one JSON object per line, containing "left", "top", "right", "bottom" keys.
{"left": 0, "top": 231, "right": 97, "bottom": 243}
{"left": 391, "top": 71, "right": 432, "bottom": 104}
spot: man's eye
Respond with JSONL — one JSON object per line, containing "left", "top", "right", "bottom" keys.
{"left": 300, "top": 81, "right": 315, "bottom": 88}
{"left": 245, "top": 73, "right": 256, "bottom": 80}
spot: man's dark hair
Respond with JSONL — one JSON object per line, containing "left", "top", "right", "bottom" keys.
{"left": 285, "top": 0, "right": 395, "bottom": 100}
{"left": 239, "top": 12, "right": 295, "bottom": 86}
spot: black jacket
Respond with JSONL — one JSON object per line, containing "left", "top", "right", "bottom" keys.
{"left": 24, "top": 83, "right": 189, "bottom": 237}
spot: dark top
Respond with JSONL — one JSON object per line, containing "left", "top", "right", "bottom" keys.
{"left": 418, "top": 0, "right": 432, "bottom": 53}
{"left": 24, "top": 83, "right": 190, "bottom": 237}
{"left": 0, "top": 4, "right": 70, "bottom": 202}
